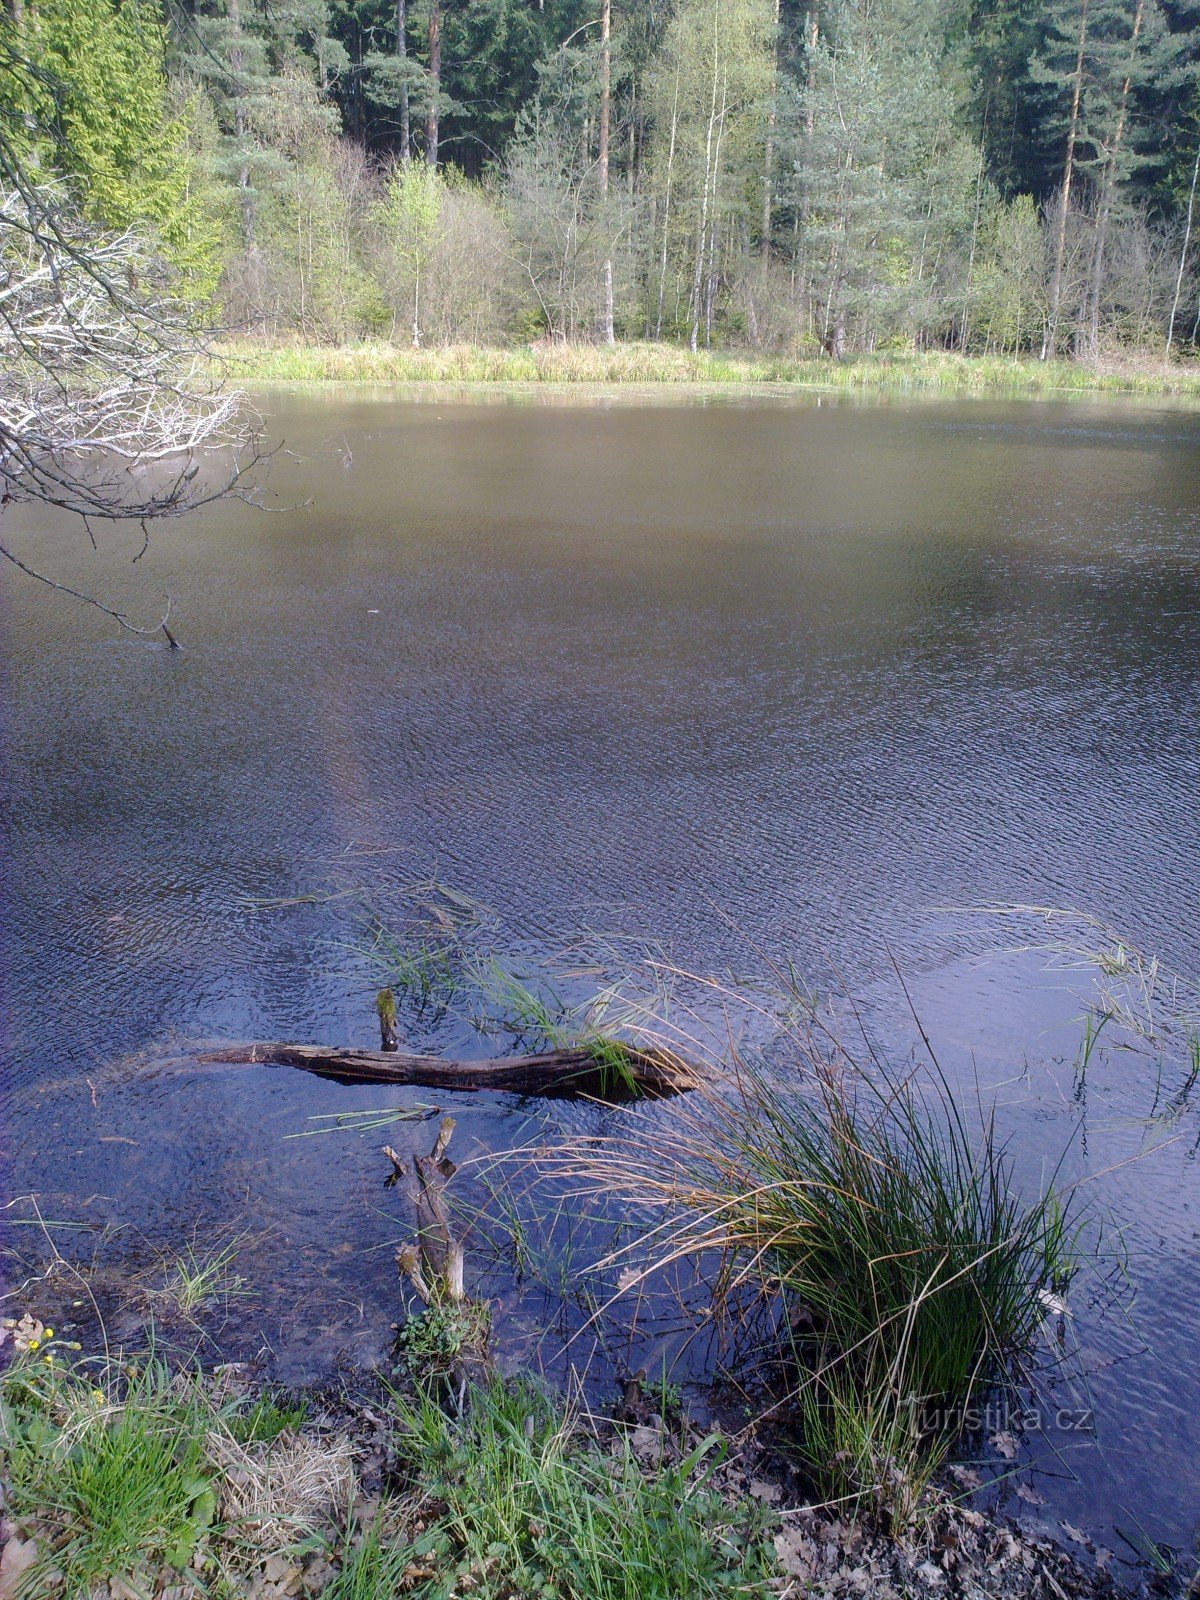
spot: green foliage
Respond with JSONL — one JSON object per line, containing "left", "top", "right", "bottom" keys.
{"left": 229, "top": 1391, "right": 310, "bottom": 1444}
{"left": 2, "top": 0, "right": 224, "bottom": 296}
{"left": 322, "top": 1516, "right": 419, "bottom": 1597}
{"left": 5, "top": 0, "right": 1200, "bottom": 350}
{"left": 386, "top": 1378, "right": 779, "bottom": 1599}
{"left": 0, "top": 1357, "right": 221, "bottom": 1592}
{"left": 396, "top": 1299, "right": 492, "bottom": 1386}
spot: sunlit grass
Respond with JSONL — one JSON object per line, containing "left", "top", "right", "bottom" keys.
{"left": 0, "top": 1356, "right": 223, "bottom": 1591}
{"left": 0, "top": 1350, "right": 352, "bottom": 1595}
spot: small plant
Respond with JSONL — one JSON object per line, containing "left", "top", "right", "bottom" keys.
{"left": 0, "top": 1356, "right": 221, "bottom": 1591}
{"left": 396, "top": 1300, "right": 492, "bottom": 1387}
{"left": 551, "top": 1046, "right": 1077, "bottom": 1524}
{"left": 323, "top": 1515, "right": 420, "bottom": 1598}
{"left": 148, "top": 1239, "right": 247, "bottom": 1319}
{"left": 229, "top": 1390, "right": 309, "bottom": 1444}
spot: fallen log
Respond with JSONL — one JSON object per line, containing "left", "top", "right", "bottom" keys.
{"left": 192, "top": 1039, "right": 700, "bottom": 1100}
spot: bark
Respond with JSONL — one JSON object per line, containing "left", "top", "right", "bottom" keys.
{"left": 800, "top": 7, "right": 818, "bottom": 227}
{"left": 391, "top": 1116, "right": 465, "bottom": 1300}
{"left": 228, "top": 0, "right": 256, "bottom": 253}
{"left": 959, "top": 142, "right": 986, "bottom": 351}
{"left": 426, "top": 0, "right": 441, "bottom": 168}
{"left": 1044, "top": 0, "right": 1088, "bottom": 360}
{"left": 192, "top": 1040, "right": 700, "bottom": 1098}
{"left": 655, "top": 67, "right": 680, "bottom": 339}
{"left": 690, "top": 0, "right": 722, "bottom": 353}
{"left": 761, "top": 0, "right": 781, "bottom": 261}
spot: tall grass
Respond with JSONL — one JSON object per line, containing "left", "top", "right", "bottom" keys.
{"left": 543, "top": 1046, "right": 1076, "bottom": 1523}
{"left": 217, "top": 338, "right": 1200, "bottom": 397}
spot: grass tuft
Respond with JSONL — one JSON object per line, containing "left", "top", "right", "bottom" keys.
{"left": 545, "top": 1047, "right": 1077, "bottom": 1523}
{"left": 0, "top": 1356, "right": 222, "bottom": 1591}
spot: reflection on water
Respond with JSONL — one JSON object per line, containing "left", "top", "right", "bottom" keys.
{"left": 2, "top": 391, "right": 1198, "bottom": 1552}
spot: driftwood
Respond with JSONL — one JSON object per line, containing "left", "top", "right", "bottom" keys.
{"left": 390, "top": 1116, "right": 464, "bottom": 1303}
{"left": 393, "top": 1118, "right": 491, "bottom": 1407}
{"left": 193, "top": 1039, "right": 699, "bottom": 1100}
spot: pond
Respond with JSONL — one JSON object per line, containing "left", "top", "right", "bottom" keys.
{"left": 2, "top": 389, "right": 1198, "bottom": 1558}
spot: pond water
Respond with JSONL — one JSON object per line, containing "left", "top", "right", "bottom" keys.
{"left": 2, "top": 389, "right": 1199, "bottom": 1559}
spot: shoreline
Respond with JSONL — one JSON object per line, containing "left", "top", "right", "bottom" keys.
{"left": 215, "top": 340, "right": 1200, "bottom": 401}
{"left": 0, "top": 1323, "right": 1148, "bottom": 1600}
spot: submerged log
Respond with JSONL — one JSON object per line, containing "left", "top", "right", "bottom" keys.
{"left": 192, "top": 1039, "right": 700, "bottom": 1100}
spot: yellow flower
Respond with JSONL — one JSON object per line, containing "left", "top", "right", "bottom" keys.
{"left": 91, "top": 1389, "right": 106, "bottom": 1405}
{"left": 45, "top": 1327, "right": 54, "bottom": 1338}
{"left": 43, "top": 1353, "right": 54, "bottom": 1366}
{"left": 27, "top": 1338, "right": 39, "bottom": 1351}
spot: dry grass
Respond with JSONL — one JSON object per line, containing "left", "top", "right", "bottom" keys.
{"left": 215, "top": 338, "right": 1200, "bottom": 396}
{"left": 209, "top": 1428, "right": 356, "bottom": 1547}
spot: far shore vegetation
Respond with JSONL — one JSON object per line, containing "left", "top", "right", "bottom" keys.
{"left": 220, "top": 340, "right": 1200, "bottom": 398}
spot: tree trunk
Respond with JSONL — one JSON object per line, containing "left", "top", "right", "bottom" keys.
{"left": 958, "top": 140, "right": 986, "bottom": 351}
{"left": 426, "top": 0, "right": 441, "bottom": 168}
{"left": 228, "top": 0, "right": 256, "bottom": 254}
{"left": 1083, "top": 0, "right": 1144, "bottom": 359}
{"left": 1167, "top": 135, "right": 1200, "bottom": 359}
{"left": 599, "top": 0, "right": 615, "bottom": 343}
{"left": 397, "top": 0, "right": 411, "bottom": 160}
{"left": 800, "top": 6, "right": 818, "bottom": 226}
{"left": 690, "top": 0, "right": 722, "bottom": 353}
{"left": 1044, "top": 0, "right": 1088, "bottom": 360}
{"left": 655, "top": 67, "right": 680, "bottom": 339}
{"left": 761, "top": 0, "right": 781, "bottom": 261}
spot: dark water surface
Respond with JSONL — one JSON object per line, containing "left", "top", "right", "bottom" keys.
{"left": 2, "top": 390, "right": 1199, "bottom": 1554}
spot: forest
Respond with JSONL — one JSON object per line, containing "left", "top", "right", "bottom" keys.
{"left": 3, "top": 0, "right": 1200, "bottom": 362}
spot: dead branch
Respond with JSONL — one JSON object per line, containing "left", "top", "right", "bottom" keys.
{"left": 191, "top": 1039, "right": 700, "bottom": 1100}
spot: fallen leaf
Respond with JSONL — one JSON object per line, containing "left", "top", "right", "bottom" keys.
{"left": 0, "top": 1535, "right": 37, "bottom": 1600}
{"left": 989, "top": 1430, "right": 1018, "bottom": 1460}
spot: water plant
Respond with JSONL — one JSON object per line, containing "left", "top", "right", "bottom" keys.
{"left": 545, "top": 1045, "right": 1077, "bottom": 1524}
{"left": 147, "top": 1238, "right": 248, "bottom": 1319}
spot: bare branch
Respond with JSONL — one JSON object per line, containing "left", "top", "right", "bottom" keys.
{"left": 1, "top": 170, "right": 256, "bottom": 526}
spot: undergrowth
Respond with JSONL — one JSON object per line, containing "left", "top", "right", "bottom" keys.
{"left": 0, "top": 1354, "right": 778, "bottom": 1599}
{"left": 385, "top": 1377, "right": 778, "bottom": 1600}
